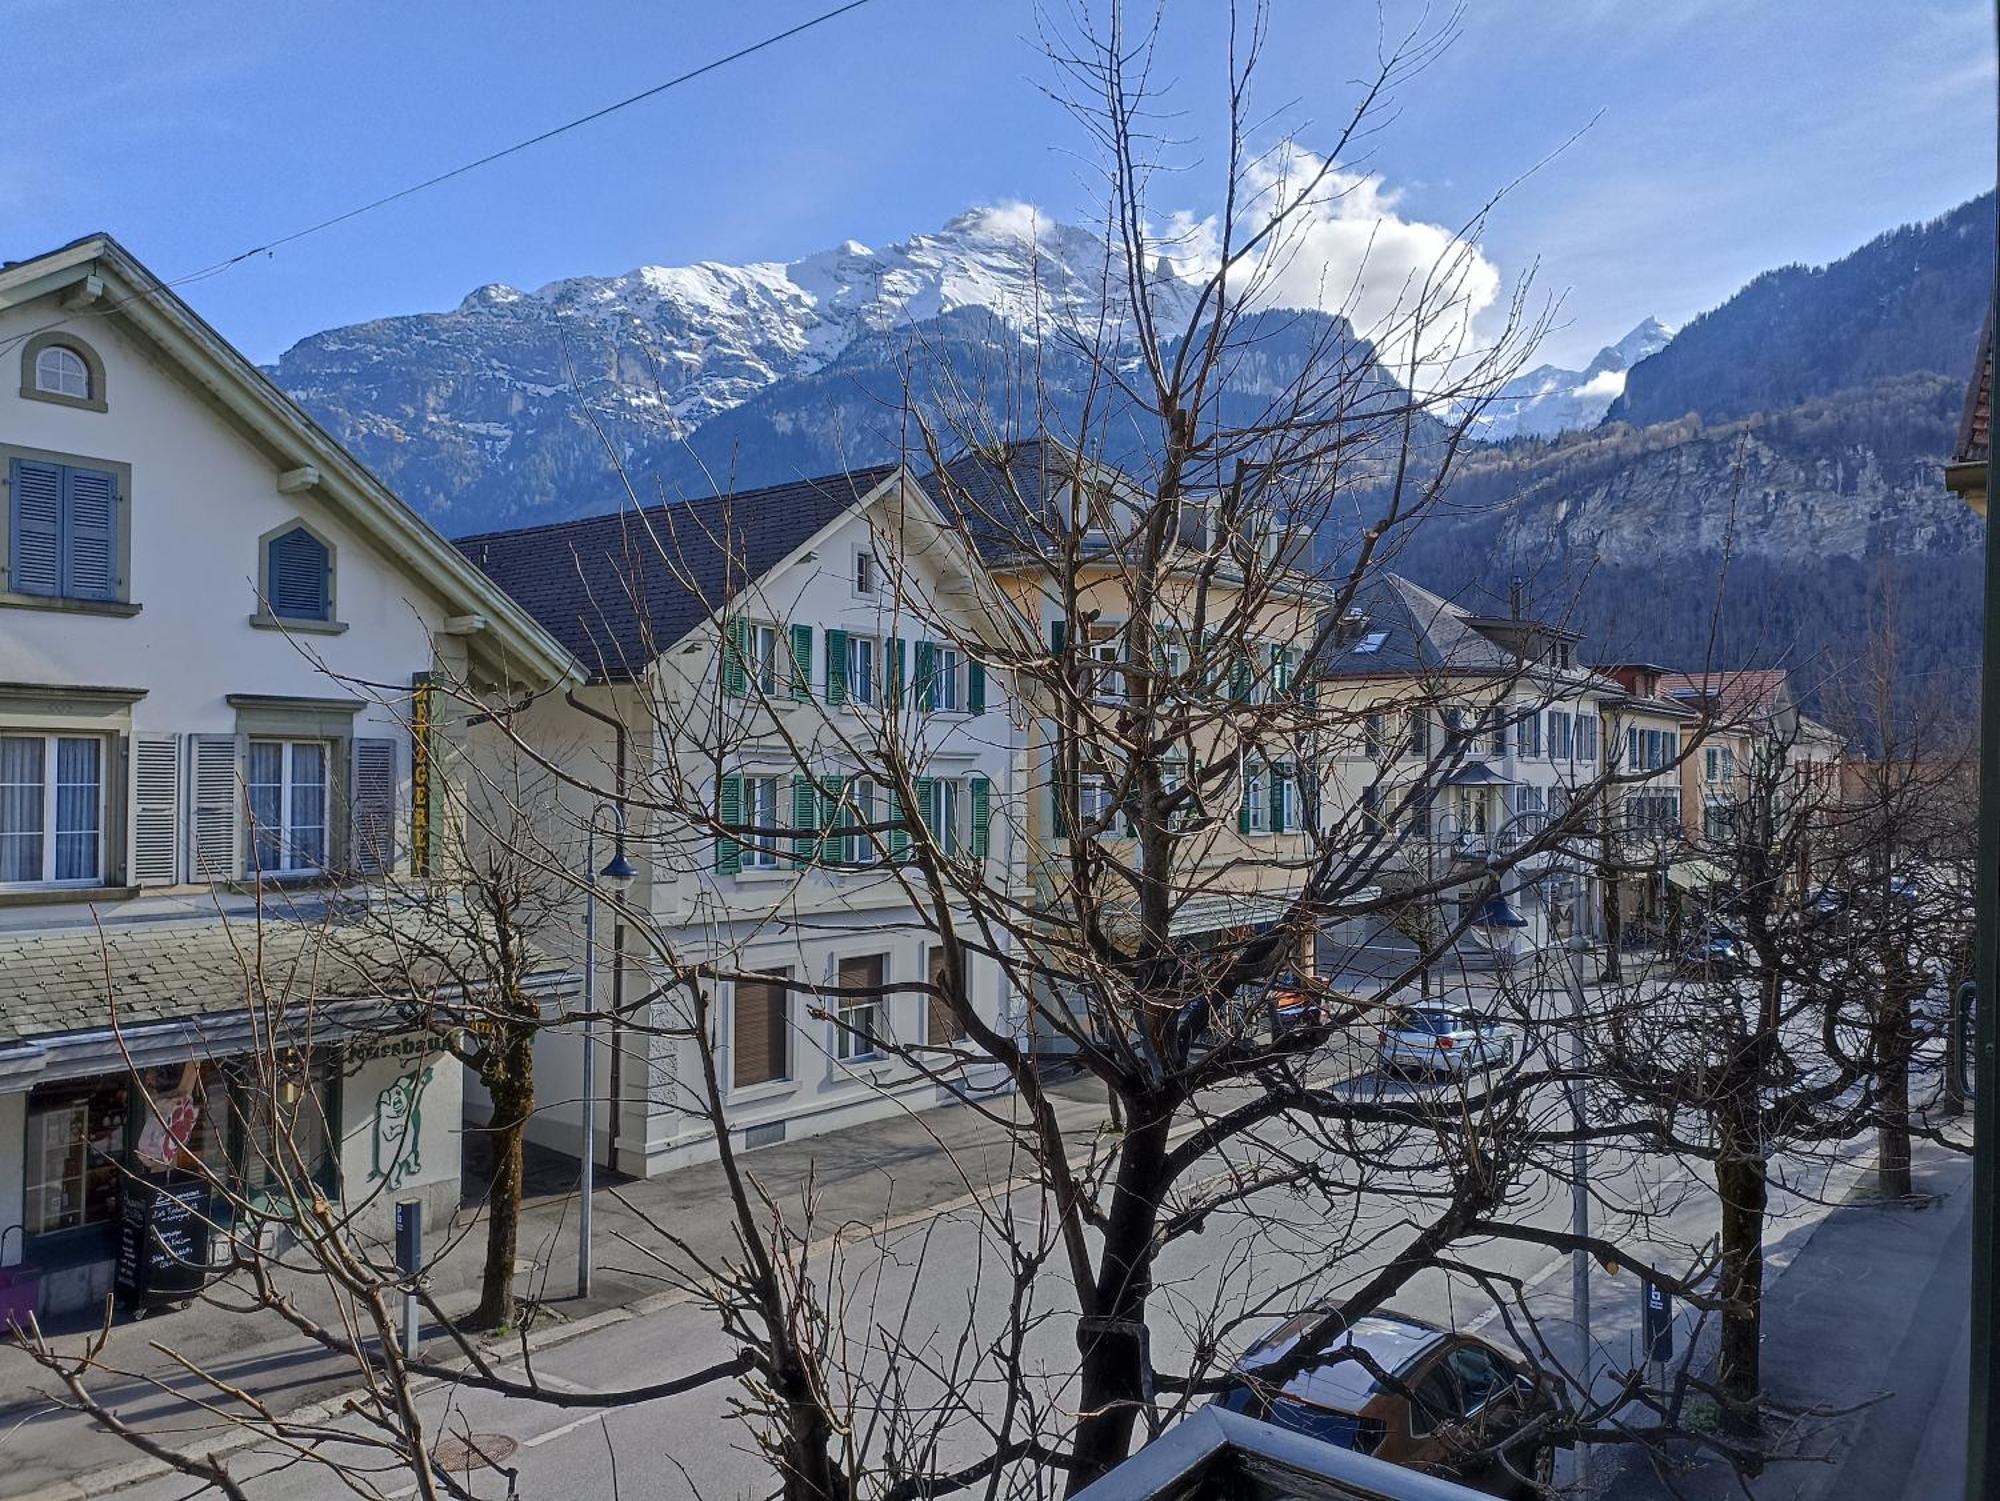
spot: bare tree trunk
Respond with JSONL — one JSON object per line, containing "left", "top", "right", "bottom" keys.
{"left": 1715, "top": 1140, "right": 1768, "bottom": 1456}
{"left": 1066, "top": 1103, "right": 1167, "bottom": 1495}
{"left": 469, "top": 1033, "right": 534, "bottom": 1331}
{"left": 1875, "top": 993, "right": 1914, "bottom": 1199}
{"left": 1599, "top": 875, "right": 1624, "bottom": 983}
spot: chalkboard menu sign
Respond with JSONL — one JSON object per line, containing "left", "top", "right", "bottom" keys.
{"left": 116, "top": 1176, "right": 213, "bottom": 1304}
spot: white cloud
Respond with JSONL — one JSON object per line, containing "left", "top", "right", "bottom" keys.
{"left": 1152, "top": 144, "right": 1504, "bottom": 389}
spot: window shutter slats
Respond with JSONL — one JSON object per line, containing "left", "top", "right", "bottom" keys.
{"left": 790, "top": 776, "right": 818, "bottom": 863}
{"left": 888, "top": 639, "right": 906, "bottom": 707}
{"left": 914, "top": 641, "right": 937, "bottom": 712}
{"left": 969, "top": 776, "right": 992, "bottom": 859}
{"left": 821, "top": 776, "right": 847, "bottom": 865}
{"left": 188, "top": 734, "right": 242, "bottom": 882}
{"left": 351, "top": 737, "right": 398, "bottom": 875}
{"left": 826, "top": 629, "right": 849, "bottom": 706}
{"left": 61, "top": 466, "right": 117, "bottom": 601}
{"left": 716, "top": 773, "right": 743, "bottom": 874}
{"left": 914, "top": 777, "right": 937, "bottom": 842}
{"left": 886, "top": 785, "right": 908, "bottom": 859}
{"left": 721, "top": 618, "right": 748, "bottom": 698}
{"left": 9, "top": 458, "right": 62, "bottom": 596}
{"left": 967, "top": 660, "right": 986, "bottom": 715}
{"left": 267, "top": 527, "right": 330, "bottom": 620}
{"left": 132, "top": 734, "right": 181, "bottom": 885}
{"left": 790, "top": 625, "right": 814, "bottom": 701}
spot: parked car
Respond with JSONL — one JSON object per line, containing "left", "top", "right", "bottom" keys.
{"left": 1379, "top": 1006, "right": 1513, "bottom": 1078}
{"left": 1675, "top": 922, "right": 1747, "bottom": 978}
{"left": 1213, "top": 1310, "right": 1561, "bottom": 1498}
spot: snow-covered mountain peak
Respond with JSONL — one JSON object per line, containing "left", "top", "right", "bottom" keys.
{"left": 1471, "top": 314, "right": 1677, "bottom": 441}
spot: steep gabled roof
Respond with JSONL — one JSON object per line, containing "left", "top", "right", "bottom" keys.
{"left": 1656, "top": 668, "right": 1793, "bottom": 721}
{"left": 1316, "top": 574, "right": 1519, "bottom": 676}
{"left": 458, "top": 467, "right": 899, "bottom": 681}
{"left": 921, "top": 438, "right": 1105, "bottom": 563}
{"left": 0, "top": 234, "right": 576, "bottom": 688}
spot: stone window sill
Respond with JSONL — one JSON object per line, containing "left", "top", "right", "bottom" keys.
{"left": 249, "top": 613, "right": 350, "bottom": 636}
{"left": 0, "top": 592, "right": 140, "bottom": 618}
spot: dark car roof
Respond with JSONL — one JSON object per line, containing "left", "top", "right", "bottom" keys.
{"left": 1234, "top": 1312, "right": 1449, "bottom": 1414}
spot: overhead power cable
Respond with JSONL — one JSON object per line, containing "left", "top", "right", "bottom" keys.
{"left": 2, "top": 0, "right": 883, "bottom": 351}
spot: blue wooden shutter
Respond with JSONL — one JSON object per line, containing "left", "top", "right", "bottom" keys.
{"left": 267, "top": 526, "right": 329, "bottom": 620}
{"left": 9, "top": 458, "right": 62, "bottom": 596}
{"left": 826, "top": 629, "right": 849, "bottom": 706}
{"left": 790, "top": 625, "right": 814, "bottom": 700}
{"left": 716, "top": 773, "right": 743, "bottom": 874}
{"left": 62, "top": 465, "right": 117, "bottom": 601}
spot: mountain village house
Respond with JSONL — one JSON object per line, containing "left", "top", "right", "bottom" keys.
{"left": 0, "top": 236, "right": 575, "bottom": 1316}
{"left": 459, "top": 468, "right": 1020, "bottom": 1176}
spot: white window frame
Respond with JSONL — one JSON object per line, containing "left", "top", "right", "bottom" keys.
{"left": 247, "top": 738, "right": 330, "bottom": 877}
{"left": 846, "top": 635, "right": 878, "bottom": 707}
{"left": 0, "top": 732, "right": 105, "bottom": 888}
{"left": 934, "top": 645, "right": 965, "bottom": 712}
{"left": 853, "top": 547, "right": 878, "bottom": 598}
{"left": 1274, "top": 767, "right": 1297, "bottom": 833}
{"left": 743, "top": 774, "right": 784, "bottom": 869}
{"left": 748, "top": 622, "right": 784, "bottom": 696}
{"left": 34, "top": 346, "right": 90, "bottom": 400}
{"left": 833, "top": 953, "right": 887, "bottom": 1063}
{"left": 1245, "top": 761, "right": 1270, "bottom": 834}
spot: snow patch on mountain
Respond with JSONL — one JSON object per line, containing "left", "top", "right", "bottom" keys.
{"left": 1472, "top": 316, "right": 1675, "bottom": 441}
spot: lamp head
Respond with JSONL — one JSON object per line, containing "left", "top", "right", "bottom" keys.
{"left": 598, "top": 850, "right": 638, "bottom": 893}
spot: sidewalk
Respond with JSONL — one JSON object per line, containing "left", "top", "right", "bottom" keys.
{"left": 1604, "top": 1134, "right": 1973, "bottom": 1500}
{"left": 0, "top": 1069, "right": 1123, "bottom": 1500}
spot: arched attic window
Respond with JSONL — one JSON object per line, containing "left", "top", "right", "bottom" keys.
{"left": 20, "top": 333, "right": 106, "bottom": 411}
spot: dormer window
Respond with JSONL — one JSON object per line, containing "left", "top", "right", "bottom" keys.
{"left": 20, "top": 333, "right": 106, "bottom": 412}
{"left": 34, "top": 347, "right": 89, "bottom": 401}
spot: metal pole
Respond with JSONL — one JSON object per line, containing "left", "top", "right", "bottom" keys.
{"left": 1566, "top": 932, "right": 1593, "bottom": 1493}
{"left": 1968, "top": 141, "right": 2000, "bottom": 1498}
{"left": 577, "top": 819, "right": 597, "bottom": 1300}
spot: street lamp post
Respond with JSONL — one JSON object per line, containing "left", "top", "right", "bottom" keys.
{"left": 1564, "top": 926, "right": 1594, "bottom": 1493}
{"left": 578, "top": 803, "right": 636, "bottom": 1300}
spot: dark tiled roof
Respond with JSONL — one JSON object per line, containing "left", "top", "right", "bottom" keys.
{"left": 920, "top": 439, "right": 1091, "bottom": 563}
{"left": 457, "top": 468, "right": 897, "bottom": 681}
{"left": 1954, "top": 297, "right": 1993, "bottom": 470}
{"left": 1314, "top": 574, "right": 1520, "bottom": 677}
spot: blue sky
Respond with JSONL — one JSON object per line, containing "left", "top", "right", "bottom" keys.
{"left": 3, "top": 1, "right": 1992, "bottom": 368}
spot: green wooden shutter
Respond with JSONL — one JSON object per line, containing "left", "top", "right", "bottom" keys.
{"left": 1238, "top": 764, "right": 1254, "bottom": 835}
{"left": 887, "top": 785, "right": 909, "bottom": 859}
{"left": 1049, "top": 755, "right": 1069, "bottom": 840}
{"left": 721, "top": 617, "right": 749, "bottom": 698}
{"left": 716, "top": 774, "right": 743, "bottom": 873}
{"left": 967, "top": 659, "right": 986, "bottom": 715}
{"left": 821, "top": 776, "right": 848, "bottom": 864}
{"left": 914, "top": 778, "right": 937, "bottom": 841}
{"left": 790, "top": 624, "right": 814, "bottom": 700}
{"left": 1049, "top": 619, "right": 1066, "bottom": 653}
{"left": 969, "top": 776, "right": 992, "bottom": 858}
{"left": 791, "top": 776, "right": 818, "bottom": 862}
{"left": 914, "top": 641, "right": 938, "bottom": 711}
{"left": 888, "top": 638, "right": 907, "bottom": 707}
{"left": 1270, "top": 764, "right": 1289, "bottom": 833}
{"left": 826, "top": 629, "right": 849, "bottom": 706}
{"left": 1230, "top": 648, "right": 1253, "bottom": 702}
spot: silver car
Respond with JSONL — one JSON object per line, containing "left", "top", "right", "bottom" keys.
{"left": 1380, "top": 1005, "right": 1513, "bottom": 1077}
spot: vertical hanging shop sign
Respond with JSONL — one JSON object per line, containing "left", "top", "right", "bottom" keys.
{"left": 411, "top": 674, "right": 434, "bottom": 876}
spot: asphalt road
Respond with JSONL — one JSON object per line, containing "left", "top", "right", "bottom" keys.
{"left": 102, "top": 1077, "right": 1871, "bottom": 1501}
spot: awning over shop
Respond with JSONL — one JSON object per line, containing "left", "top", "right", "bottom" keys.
{"left": 1167, "top": 890, "right": 1304, "bottom": 939}
{"left": 1667, "top": 859, "right": 1727, "bottom": 892}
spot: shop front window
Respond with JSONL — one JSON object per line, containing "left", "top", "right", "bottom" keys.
{"left": 24, "top": 1077, "right": 129, "bottom": 1235}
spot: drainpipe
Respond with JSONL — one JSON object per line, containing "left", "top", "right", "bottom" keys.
{"left": 567, "top": 687, "right": 628, "bottom": 1172}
